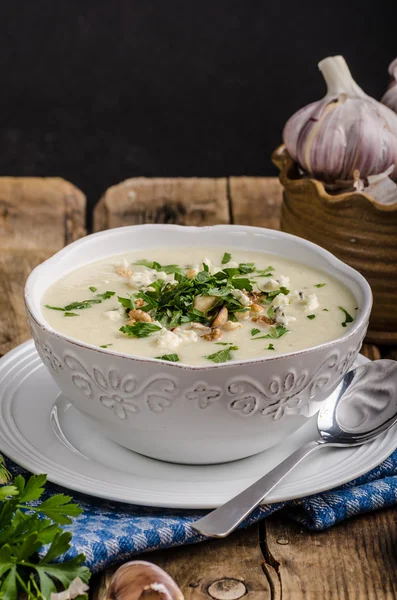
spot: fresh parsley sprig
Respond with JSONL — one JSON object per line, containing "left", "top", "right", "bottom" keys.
{"left": 0, "top": 474, "right": 90, "bottom": 599}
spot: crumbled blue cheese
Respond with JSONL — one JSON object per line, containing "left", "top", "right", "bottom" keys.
{"left": 127, "top": 269, "right": 175, "bottom": 290}
{"left": 274, "top": 308, "right": 296, "bottom": 327}
{"left": 272, "top": 293, "right": 289, "bottom": 307}
{"left": 154, "top": 329, "right": 182, "bottom": 350}
{"left": 305, "top": 294, "right": 319, "bottom": 312}
{"left": 232, "top": 289, "right": 252, "bottom": 306}
{"left": 177, "top": 330, "right": 198, "bottom": 343}
{"left": 277, "top": 275, "right": 290, "bottom": 287}
{"left": 104, "top": 308, "right": 125, "bottom": 321}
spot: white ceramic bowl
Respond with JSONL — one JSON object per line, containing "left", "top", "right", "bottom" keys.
{"left": 25, "top": 225, "right": 372, "bottom": 464}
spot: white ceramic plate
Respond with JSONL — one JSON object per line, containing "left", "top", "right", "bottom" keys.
{"left": 1, "top": 341, "right": 395, "bottom": 509}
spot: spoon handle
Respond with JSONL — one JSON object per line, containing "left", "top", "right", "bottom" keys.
{"left": 192, "top": 439, "right": 323, "bottom": 538}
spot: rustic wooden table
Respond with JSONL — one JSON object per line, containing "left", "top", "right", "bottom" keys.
{"left": 1, "top": 176, "right": 397, "bottom": 600}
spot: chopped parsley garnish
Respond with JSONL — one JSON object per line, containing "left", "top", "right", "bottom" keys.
{"left": 221, "top": 252, "right": 232, "bottom": 264}
{"left": 118, "top": 295, "right": 135, "bottom": 310}
{"left": 252, "top": 325, "right": 289, "bottom": 340}
{"left": 307, "top": 314, "right": 316, "bottom": 320}
{"left": 204, "top": 345, "right": 238, "bottom": 363}
{"left": 45, "top": 292, "right": 114, "bottom": 316}
{"left": 132, "top": 267, "right": 253, "bottom": 328}
{"left": 89, "top": 286, "right": 97, "bottom": 292}
{"left": 215, "top": 342, "right": 234, "bottom": 345}
{"left": 253, "top": 266, "right": 275, "bottom": 277}
{"left": 323, "top": 308, "right": 329, "bottom": 312}
{"left": 251, "top": 328, "right": 260, "bottom": 337}
{"left": 96, "top": 290, "right": 116, "bottom": 300}
{"left": 314, "top": 283, "right": 326, "bottom": 288}
{"left": 119, "top": 322, "right": 162, "bottom": 338}
{"left": 63, "top": 299, "right": 102, "bottom": 310}
{"left": 238, "top": 263, "right": 256, "bottom": 274}
{"left": 267, "top": 306, "right": 275, "bottom": 319}
{"left": 45, "top": 291, "right": 115, "bottom": 313}
{"left": 339, "top": 306, "right": 354, "bottom": 327}
{"left": 134, "top": 259, "right": 183, "bottom": 275}
{"left": 266, "top": 343, "right": 275, "bottom": 350}
{"left": 155, "top": 354, "right": 180, "bottom": 362}
{"left": 100, "top": 344, "right": 113, "bottom": 348}
{"left": 262, "top": 287, "right": 290, "bottom": 303}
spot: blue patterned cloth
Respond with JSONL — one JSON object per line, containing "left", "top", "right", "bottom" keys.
{"left": 5, "top": 451, "right": 397, "bottom": 574}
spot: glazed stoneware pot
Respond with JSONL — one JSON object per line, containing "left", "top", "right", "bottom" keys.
{"left": 25, "top": 225, "right": 371, "bottom": 465}
{"left": 273, "top": 144, "right": 397, "bottom": 345}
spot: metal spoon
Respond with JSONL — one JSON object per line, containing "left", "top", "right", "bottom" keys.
{"left": 192, "top": 359, "right": 397, "bottom": 538}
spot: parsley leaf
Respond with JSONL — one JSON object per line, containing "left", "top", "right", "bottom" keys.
{"left": 117, "top": 295, "right": 135, "bottom": 310}
{"left": 252, "top": 325, "right": 289, "bottom": 339}
{"left": 46, "top": 293, "right": 110, "bottom": 312}
{"left": 155, "top": 354, "right": 180, "bottom": 362}
{"left": 63, "top": 299, "right": 102, "bottom": 310}
{"left": 253, "top": 266, "right": 275, "bottom": 277}
{"left": 119, "top": 322, "right": 162, "bottom": 338}
{"left": 100, "top": 344, "right": 113, "bottom": 348}
{"left": 251, "top": 328, "right": 260, "bottom": 336}
{"left": 307, "top": 314, "right": 316, "bottom": 320}
{"left": 134, "top": 259, "right": 182, "bottom": 275}
{"left": 323, "top": 308, "right": 329, "bottom": 312}
{"left": 89, "top": 286, "right": 97, "bottom": 292}
{"left": 262, "top": 287, "right": 290, "bottom": 303}
{"left": 204, "top": 346, "right": 238, "bottom": 363}
{"left": 64, "top": 312, "right": 78, "bottom": 317}
{"left": 232, "top": 277, "right": 253, "bottom": 291}
{"left": 95, "top": 291, "right": 116, "bottom": 300}
{"left": 238, "top": 263, "right": 256, "bottom": 274}
{"left": 267, "top": 343, "right": 275, "bottom": 350}
{"left": 44, "top": 305, "right": 65, "bottom": 311}
{"left": 314, "top": 283, "right": 326, "bottom": 288}
{"left": 339, "top": 306, "right": 354, "bottom": 327}
{"left": 215, "top": 342, "right": 234, "bottom": 345}
{"left": 0, "top": 474, "right": 90, "bottom": 599}
{"left": 221, "top": 252, "right": 232, "bottom": 264}
{"left": 267, "top": 306, "right": 275, "bottom": 319}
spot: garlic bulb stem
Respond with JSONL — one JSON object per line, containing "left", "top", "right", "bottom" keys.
{"left": 318, "top": 55, "right": 364, "bottom": 98}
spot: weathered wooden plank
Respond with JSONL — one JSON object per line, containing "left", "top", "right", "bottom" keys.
{"left": 0, "top": 178, "right": 86, "bottom": 356}
{"left": 91, "top": 527, "right": 272, "bottom": 600}
{"left": 0, "top": 177, "right": 85, "bottom": 250}
{"left": 263, "top": 509, "right": 397, "bottom": 599}
{"left": 360, "top": 344, "right": 381, "bottom": 361}
{"left": 229, "top": 177, "right": 282, "bottom": 229}
{"left": 94, "top": 177, "right": 229, "bottom": 231}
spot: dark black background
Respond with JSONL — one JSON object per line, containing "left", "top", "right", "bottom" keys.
{"left": 0, "top": 1, "right": 395, "bottom": 213}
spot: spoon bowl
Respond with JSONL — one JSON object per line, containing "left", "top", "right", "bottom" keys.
{"left": 192, "top": 359, "right": 397, "bottom": 538}
{"left": 318, "top": 360, "right": 397, "bottom": 445}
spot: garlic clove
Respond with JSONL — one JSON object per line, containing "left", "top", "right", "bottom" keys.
{"left": 381, "top": 58, "right": 397, "bottom": 114}
{"left": 106, "top": 561, "right": 184, "bottom": 600}
{"left": 283, "top": 55, "right": 397, "bottom": 182}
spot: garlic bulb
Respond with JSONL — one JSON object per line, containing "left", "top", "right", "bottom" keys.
{"left": 283, "top": 55, "right": 397, "bottom": 182}
{"left": 106, "top": 560, "right": 184, "bottom": 600}
{"left": 381, "top": 58, "right": 397, "bottom": 114}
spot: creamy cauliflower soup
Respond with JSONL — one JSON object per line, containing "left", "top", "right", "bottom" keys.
{"left": 42, "top": 248, "right": 358, "bottom": 365}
